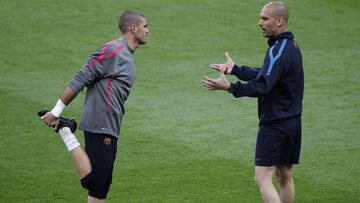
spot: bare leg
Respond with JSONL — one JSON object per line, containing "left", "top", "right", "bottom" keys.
{"left": 276, "top": 165, "right": 295, "bottom": 203}
{"left": 70, "top": 147, "right": 92, "bottom": 178}
{"left": 255, "top": 166, "right": 281, "bottom": 203}
{"left": 58, "top": 128, "right": 92, "bottom": 178}
{"left": 88, "top": 195, "right": 106, "bottom": 203}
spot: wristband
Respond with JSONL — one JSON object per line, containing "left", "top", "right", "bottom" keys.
{"left": 50, "top": 99, "right": 66, "bottom": 117}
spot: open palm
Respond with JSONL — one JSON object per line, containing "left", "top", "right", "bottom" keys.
{"left": 209, "top": 52, "right": 235, "bottom": 74}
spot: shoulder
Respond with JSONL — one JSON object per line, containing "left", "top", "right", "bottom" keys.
{"left": 106, "top": 40, "right": 128, "bottom": 54}
{"left": 103, "top": 39, "right": 132, "bottom": 58}
{"left": 94, "top": 39, "right": 128, "bottom": 55}
{"left": 285, "top": 39, "right": 300, "bottom": 51}
{"left": 275, "top": 39, "right": 301, "bottom": 59}
{"left": 88, "top": 40, "right": 130, "bottom": 66}
{"left": 285, "top": 40, "right": 302, "bottom": 59}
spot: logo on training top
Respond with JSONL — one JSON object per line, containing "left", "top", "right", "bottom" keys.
{"left": 104, "top": 137, "right": 111, "bottom": 145}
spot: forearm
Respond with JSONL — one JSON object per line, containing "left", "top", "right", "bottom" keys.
{"left": 50, "top": 86, "right": 78, "bottom": 117}
{"left": 59, "top": 86, "right": 78, "bottom": 105}
{"left": 227, "top": 80, "right": 266, "bottom": 98}
{"left": 231, "top": 65, "right": 260, "bottom": 81}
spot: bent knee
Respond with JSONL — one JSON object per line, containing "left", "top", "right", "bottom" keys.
{"left": 80, "top": 172, "right": 94, "bottom": 190}
{"left": 80, "top": 172, "right": 110, "bottom": 199}
{"left": 80, "top": 172, "right": 106, "bottom": 190}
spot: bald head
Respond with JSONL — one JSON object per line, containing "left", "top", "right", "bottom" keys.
{"left": 264, "top": 1, "right": 289, "bottom": 24}
{"left": 259, "top": 1, "right": 289, "bottom": 37}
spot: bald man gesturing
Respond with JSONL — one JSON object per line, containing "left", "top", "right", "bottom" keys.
{"left": 202, "top": 2, "right": 303, "bottom": 203}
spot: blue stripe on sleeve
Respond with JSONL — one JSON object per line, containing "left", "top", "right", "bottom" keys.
{"left": 266, "top": 39, "right": 287, "bottom": 76}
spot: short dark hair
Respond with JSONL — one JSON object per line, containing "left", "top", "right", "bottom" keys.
{"left": 118, "top": 11, "right": 145, "bottom": 33}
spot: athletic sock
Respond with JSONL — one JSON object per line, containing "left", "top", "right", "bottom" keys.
{"left": 58, "top": 127, "right": 80, "bottom": 152}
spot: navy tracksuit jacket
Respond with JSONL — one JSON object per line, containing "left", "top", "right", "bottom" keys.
{"left": 228, "top": 32, "right": 304, "bottom": 125}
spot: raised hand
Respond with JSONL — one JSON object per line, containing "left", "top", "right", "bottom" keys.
{"left": 202, "top": 69, "right": 230, "bottom": 91}
{"left": 209, "top": 52, "right": 235, "bottom": 74}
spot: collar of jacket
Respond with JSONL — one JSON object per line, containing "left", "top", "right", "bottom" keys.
{"left": 267, "top": 31, "right": 294, "bottom": 47}
{"left": 118, "top": 37, "right": 135, "bottom": 54}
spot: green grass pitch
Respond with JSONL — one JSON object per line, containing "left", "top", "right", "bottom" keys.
{"left": 0, "top": 0, "right": 359, "bottom": 202}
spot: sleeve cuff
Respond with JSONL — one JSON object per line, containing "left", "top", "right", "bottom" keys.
{"left": 227, "top": 83, "right": 234, "bottom": 93}
{"left": 231, "top": 64, "right": 242, "bottom": 75}
{"left": 68, "top": 79, "right": 84, "bottom": 94}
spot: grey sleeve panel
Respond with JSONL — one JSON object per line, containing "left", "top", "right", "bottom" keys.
{"left": 68, "top": 79, "right": 84, "bottom": 93}
{"left": 68, "top": 55, "right": 112, "bottom": 93}
{"left": 68, "top": 60, "right": 95, "bottom": 93}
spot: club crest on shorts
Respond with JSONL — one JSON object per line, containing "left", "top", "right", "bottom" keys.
{"left": 104, "top": 137, "right": 111, "bottom": 145}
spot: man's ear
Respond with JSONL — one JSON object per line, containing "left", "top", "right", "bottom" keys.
{"left": 129, "top": 24, "right": 137, "bottom": 33}
{"left": 276, "top": 17, "right": 285, "bottom": 27}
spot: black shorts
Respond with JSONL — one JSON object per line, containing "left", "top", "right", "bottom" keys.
{"left": 255, "top": 117, "right": 301, "bottom": 166}
{"left": 81, "top": 131, "right": 118, "bottom": 199}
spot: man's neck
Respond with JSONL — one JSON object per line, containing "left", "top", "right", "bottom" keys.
{"left": 122, "top": 35, "right": 138, "bottom": 51}
{"left": 274, "top": 27, "right": 288, "bottom": 36}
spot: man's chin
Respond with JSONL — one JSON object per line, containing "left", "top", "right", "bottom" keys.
{"left": 262, "top": 32, "right": 271, "bottom": 38}
{"left": 139, "top": 39, "right": 147, "bottom": 45}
